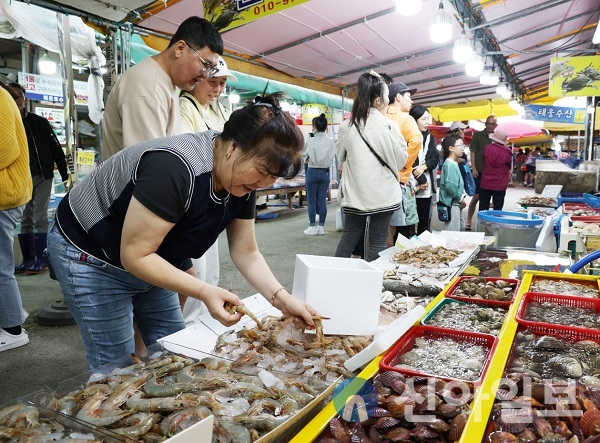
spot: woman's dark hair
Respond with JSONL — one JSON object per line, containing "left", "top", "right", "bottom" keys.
{"left": 221, "top": 92, "right": 303, "bottom": 179}
{"left": 0, "top": 82, "right": 17, "bottom": 99}
{"left": 169, "top": 16, "right": 224, "bottom": 55}
{"left": 314, "top": 113, "right": 328, "bottom": 132}
{"left": 409, "top": 104, "right": 428, "bottom": 122}
{"left": 349, "top": 71, "right": 386, "bottom": 128}
{"left": 441, "top": 134, "right": 462, "bottom": 162}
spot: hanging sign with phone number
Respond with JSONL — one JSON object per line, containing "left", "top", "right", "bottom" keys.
{"left": 204, "top": 0, "right": 309, "bottom": 32}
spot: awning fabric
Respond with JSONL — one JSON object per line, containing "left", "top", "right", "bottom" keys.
{"left": 428, "top": 99, "right": 518, "bottom": 123}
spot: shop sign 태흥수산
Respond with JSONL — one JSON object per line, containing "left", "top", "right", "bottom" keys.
{"left": 523, "top": 105, "right": 587, "bottom": 125}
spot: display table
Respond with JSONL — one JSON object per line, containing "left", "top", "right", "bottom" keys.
{"left": 256, "top": 176, "right": 306, "bottom": 210}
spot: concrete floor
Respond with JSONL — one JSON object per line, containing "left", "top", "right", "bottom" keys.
{"left": 0, "top": 184, "right": 535, "bottom": 405}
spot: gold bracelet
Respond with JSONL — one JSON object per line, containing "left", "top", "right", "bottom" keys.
{"left": 271, "top": 287, "right": 286, "bottom": 306}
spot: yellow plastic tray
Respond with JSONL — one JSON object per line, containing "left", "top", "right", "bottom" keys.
{"left": 290, "top": 286, "right": 452, "bottom": 442}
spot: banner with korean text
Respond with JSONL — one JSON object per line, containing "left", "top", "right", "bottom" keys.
{"left": 204, "top": 0, "right": 309, "bottom": 32}
{"left": 523, "top": 105, "right": 586, "bottom": 125}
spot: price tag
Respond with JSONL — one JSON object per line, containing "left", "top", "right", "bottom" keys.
{"left": 541, "top": 185, "right": 563, "bottom": 198}
{"left": 77, "top": 151, "right": 95, "bottom": 166}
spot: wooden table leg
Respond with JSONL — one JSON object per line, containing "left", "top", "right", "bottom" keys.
{"left": 286, "top": 192, "right": 294, "bottom": 210}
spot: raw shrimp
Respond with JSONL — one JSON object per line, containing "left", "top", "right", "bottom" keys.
{"left": 5, "top": 404, "right": 40, "bottom": 428}
{"left": 112, "top": 412, "right": 161, "bottom": 439}
{"left": 125, "top": 393, "right": 199, "bottom": 412}
{"left": 232, "top": 413, "right": 289, "bottom": 432}
{"left": 159, "top": 406, "right": 213, "bottom": 437}
{"left": 216, "top": 419, "right": 252, "bottom": 443}
{"left": 75, "top": 391, "right": 131, "bottom": 427}
{"left": 143, "top": 375, "right": 198, "bottom": 397}
{"left": 224, "top": 302, "right": 263, "bottom": 330}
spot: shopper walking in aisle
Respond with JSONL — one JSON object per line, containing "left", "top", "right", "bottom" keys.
{"left": 8, "top": 83, "right": 68, "bottom": 275}
{"left": 335, "top": 71, "right": 407, "bottom": 262}
{"left": 47, "top": 95, "right": 320, "bottom": 370}
{"left": 479, "top": 128, "right": 512, "bottom": 212}
{"left": 408, "top": 105, "right": 439, "bottom": 235}
{"left": 0, "top": 83, "right": 32, "bottom": 352}
{"left": 178, "top": 56, "right": 236, "bottom": 325}
{"left": 101, "top": 16, "right": 223, "bottom": 161}
{"left": 466, "top": 115, "right": 497, "bottom": 230}
{"left": 302, "top": 113, "right": 336, "bottom": 235}
{"left": 439, "top": 135, "right": 467, "bottom": 231}
{"left": 384, "top": 78, "right": 421, "bottom": 245}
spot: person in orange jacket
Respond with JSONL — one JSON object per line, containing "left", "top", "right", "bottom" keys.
{"left": 383, "top": 78, "right": 422, "bottom": 245}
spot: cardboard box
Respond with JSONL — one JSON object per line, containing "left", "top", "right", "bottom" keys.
{"left": 291, "top": 254, "right": 383, "bottom": 335}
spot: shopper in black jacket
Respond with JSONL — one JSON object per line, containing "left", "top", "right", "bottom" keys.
{"left": 9, "top": 83, "right": 69, "bottom": 274}
{"left": 409, "top": 105, "right": 439, "bottom": 235}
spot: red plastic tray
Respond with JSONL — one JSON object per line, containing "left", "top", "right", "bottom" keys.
{"left": 379, "top": 325, "right": 497, "bottom": 385}
{"left": 563, "top": 203, "right": 597, "bottom": 212}
{"left": 570, "top": 216, "right": 600, "bottom": 223}
{"left": 516, "top": 292, "right": 600, "bottom": 333}
{"left": 528, "top": 276, "right": 600, "bottom": 298}
{"left": 445, "top": 276, "right": 519, "bottom": 307}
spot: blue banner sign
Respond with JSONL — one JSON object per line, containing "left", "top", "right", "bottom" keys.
{"left": 524, "top": 104, "right": 586, "bottom": 125}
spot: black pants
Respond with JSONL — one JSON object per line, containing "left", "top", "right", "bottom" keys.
{"left": 416, "top": 197, "right": 432, "bottom": 235}
{"left": 479, "top": 188, "right": 506, "bottom": 211}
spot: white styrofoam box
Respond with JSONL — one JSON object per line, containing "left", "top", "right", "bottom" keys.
{"left": 291, "top": 254, "right": 383, "bottom": 336}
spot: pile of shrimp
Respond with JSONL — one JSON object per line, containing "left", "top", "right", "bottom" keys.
{"left": 213, "top": 315, "right": 373, "bottom": 382}
{"left": 24, "top": 351, "right": 333, "bottom": 442}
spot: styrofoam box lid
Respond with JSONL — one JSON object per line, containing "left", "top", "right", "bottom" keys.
{"left": 344, "top": 305, "right": 426, "bottom": 373}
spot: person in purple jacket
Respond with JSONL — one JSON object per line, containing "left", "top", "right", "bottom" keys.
{"left": 479, "top": 128, "right": 512, "bottom": 212}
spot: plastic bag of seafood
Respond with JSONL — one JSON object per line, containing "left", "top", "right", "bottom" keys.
{"left": 380, "top": 325, "right": 497, "bottom": 385}
{"left": 22, "top": 346, "right": 338, "bottom": 443}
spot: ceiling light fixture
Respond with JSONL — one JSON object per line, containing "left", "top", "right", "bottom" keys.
{"left": 465, "top": 53, "right": 483, "bottom": 77}
{"left": 502, "top": 85, "right": 512, "bottom": 99}
{"left": 395, "top": 0, "right": 422, "bottom": 16}
{"left": 480, "top": 66, "right": 492, "bottom": 85}
{"left": 488, "top": 66, "right": 499, "bottom": 86}
{"left": 509, "top": 96, "right": 520, "bottom": 110}
{"left": 429, "top": 1, "right": 452, "bottom": 43}
{"left": 453, "top": 30, "right": 472, "bottom": 63}
{"left": 38, "top": 50, "right": 57, "bottom": 75}
{"left": 496, "top": 79, "right": 507, "bottom": 96}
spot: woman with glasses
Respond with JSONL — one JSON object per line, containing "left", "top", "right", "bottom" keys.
{"left": 101, "top": 16, "right": 223, "bottom": 161}
{"left": 47, "top": 95, "right": 320, "bottom": 370}
{"left": 334, "top": 71, "right": 407, "bottom": 261}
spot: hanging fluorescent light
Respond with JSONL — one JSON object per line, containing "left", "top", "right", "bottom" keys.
{"left": 465, "top": 53, "right": 483, "bottom": 77}
{"left": 395, "top": 0, "right": 422, "bottom": 16}
{"left": 488, "top": 66, "right": 499, "bottom": 86}
{"left": 501, "top": 85, "right": 512, "bottom": 99}
{"left": 480, "top": 66, "right": 492, "bottom": 85}
{"left": 509, "top": 96, "right": 520, "bottom": 110}
{"left": 429, "top": 1, "right": 452, "bottom": 43}
{"left": 229, "top": 89, "right": 240, "bottom": 104}
{"left": 496, "top": 80, "right": 507, "bottom": 96}
{"left": 453, "top": 31, "right": 472, "bottom": 63}
{"left": 38, "top": 50, "right": 56, "bottom": 75}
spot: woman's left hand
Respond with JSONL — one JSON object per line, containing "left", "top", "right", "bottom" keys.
{"left": 274, "top": 290, "right": 320, "bottom": 328}
{"left": 413, "top": 165, "right": 426, "bottom": 177}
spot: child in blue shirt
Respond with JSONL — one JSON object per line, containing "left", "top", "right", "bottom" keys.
{"left": 439, "top": 134, "right": 467, "bottom": 231}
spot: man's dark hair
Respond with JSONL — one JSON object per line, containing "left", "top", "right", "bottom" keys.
{"left": 169, "top": 16, "right": 223, "bottom": 55}
{"left": 8, "top": 82, "right": 25, "bottom": 94}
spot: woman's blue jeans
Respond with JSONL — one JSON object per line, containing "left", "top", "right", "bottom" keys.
{"left": 0, "top": 205, "right": 26, "bottom": 329}
{"left": 306, "top": 168, "right": 329, "bottom": 225}
{"left": 46, "top": 219, "right": 185, "bottom": 370}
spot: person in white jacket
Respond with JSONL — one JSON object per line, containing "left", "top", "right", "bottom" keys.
{"left": 335, "top": 71, "right": 407, "bottom": 261}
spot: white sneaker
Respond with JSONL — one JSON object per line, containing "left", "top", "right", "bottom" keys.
{"left": 0, "top": 328, "right": 29, "bottom": 352}
{"left": 304, "top": 226, "right": 318, "bottom": 235}
{"left": 317, "top": 226, "right": 325, "bottom": 235}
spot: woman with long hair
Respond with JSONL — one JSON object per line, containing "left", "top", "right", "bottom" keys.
{"left": 334, "top": 71, "right": 407, "bottom": 261}
{"left": 409, "top": 105, "right": 439, "bottom": 235}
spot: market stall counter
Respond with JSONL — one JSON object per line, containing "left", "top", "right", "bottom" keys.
{"left": 256, "top": 178, "right": 306, "bottom": 210}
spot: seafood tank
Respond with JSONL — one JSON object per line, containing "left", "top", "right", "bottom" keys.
{"left": 534, "top": 160, "right": 600, "bottom": 195}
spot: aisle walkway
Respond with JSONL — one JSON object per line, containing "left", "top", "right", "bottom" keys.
{"left": 0, "top": 184, "right": 540, "bottom": 404}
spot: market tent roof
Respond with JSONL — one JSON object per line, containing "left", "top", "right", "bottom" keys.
{"left": 10, "top": 0, "right": 600, "bottom": 109}
{"left": 429, "top": 99, "right": 518, "bottom": 123}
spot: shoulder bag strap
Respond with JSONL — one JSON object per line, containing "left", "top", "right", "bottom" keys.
{"left": 356, "top": 126, "right": 397, "bottom": 176}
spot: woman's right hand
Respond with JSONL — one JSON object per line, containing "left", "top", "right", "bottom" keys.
{"left": 203, "top": 287, "right": 244, "bottom": 327}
